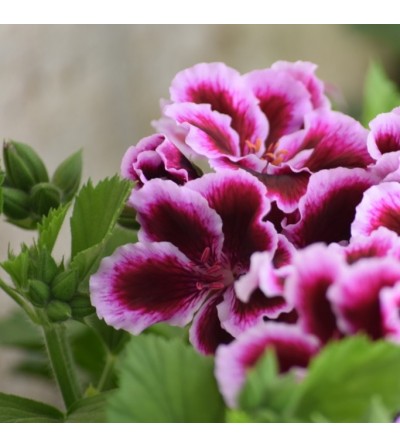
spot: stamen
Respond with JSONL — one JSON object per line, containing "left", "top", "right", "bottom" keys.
{"left": 196, "top": 282, "right": 205, "bottom": 291}
{"left": 200, "top": 246, "right": 211, "bottom": 263}
{"left": 245, "top": 138, "right": 262, "bottom": 154}
{"left": 209, "top": 282, "right": 225, "bottom": 290}
{"left": 206, "top": 263, "right": 222, "bottom": 274}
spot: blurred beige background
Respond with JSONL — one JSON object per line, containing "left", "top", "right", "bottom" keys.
{"left": 0, "top": 24, "right": 395, "bottom": 406}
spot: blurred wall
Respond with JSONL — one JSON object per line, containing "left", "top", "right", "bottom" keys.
{"left": 0, "top": 24, "right": 393, "bottom": 404}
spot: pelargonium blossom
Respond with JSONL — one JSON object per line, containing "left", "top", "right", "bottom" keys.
{"left": 367, "top": 107, "right": 400, "bottom": 160}
{"left": 121, "top": 133, "right": 199, "bottom": 188}
{"left": 90, "top": 169, "right": 293, "bottom": 354}
{"left": 154, "top": 61, "right": 373, "bottom": 219}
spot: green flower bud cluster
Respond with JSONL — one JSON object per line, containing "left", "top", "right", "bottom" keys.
{"left": 1, "top": 140, "right": 82, "bottom": 227}
{"left": 24, "top": 249, "right": 94, "bottom": 322}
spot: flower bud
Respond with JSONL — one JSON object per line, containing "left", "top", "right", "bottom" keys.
{"left": 3, "top": 140, "right": 48, "bottom": 191}
{"left": 46, "top": 300, "right": 72, "bottom": 322}
{"left": 2, "top": 187, "right": 30, "bottom": 220}
{"left": 36, "top": 250, "right": 59, "bottom": 284}
{"left": 28, "top": 279, "right": 50, "bottom": 307}
{"left": 70, "top": 294, "right": 95, "bottom": 318}
{"left": 30, "top": 182, "right": 61, "bottom": 216}
{"left": 52, "top": 150, "right": 82, "bottom": 202}
{"left": 51, "top": 269, "right": 78, "bottom": 302}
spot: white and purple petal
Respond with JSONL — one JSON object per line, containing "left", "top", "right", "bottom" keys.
{"left": 284, "top": 167, "right": 376, "bottom": 247}
{"left": 130, "top": 178, "right": 223, "bottom": 263}
{"left": 189, "top": 294, "right": 234, "bottom": 355}
{"left": 381, "top": 283, "right": 400, "bottom": 343}
{"left": 285, "top": 243, "right": 345, "bottom": 343}
{"left": 89, "top": 242, "right": 208, "bottom": 334}
{"left": 218, "top": 285, "right": 292, "bottom": 338}
{"left": 368, "top": 108, "right": 400, "bottom": 159}
{"left": 352, "top": 182, "right": 400, "bottom": 238}
{"left": 277, "top": 110, "right": 372, "bottom": 172}
{"left": 342, "top": 227, "right": 400, "bottom": 264}
{"left": 169, "top": 62, "right": 269, "bottom": 152}
{"left": 271, "top": 60, "right": 330, "bottom": 110}
{"left": 328, "top": 258, "right": 400, "bottom": 339}
{"left": 215, "top": 322, "right": 320, "bottom": 408}
{"left": 244, "top": 68, "right": 312, "bottom": 146}
{"left": 187, "top": 169, "right": 278, "bottom": 268}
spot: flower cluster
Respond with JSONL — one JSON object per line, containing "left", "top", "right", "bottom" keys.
{"left": 89, "top": 61, "right": 400, "bottom": 407}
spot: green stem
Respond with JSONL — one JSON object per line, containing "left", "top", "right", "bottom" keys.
{"left": 42, "top": 324, "right": 81, "bottom": 410}
{"left": 0, "top": 277, "right": 38, "bottom": 322}
{"left": 97, "top": 353, "right": 115, "bottom": 392}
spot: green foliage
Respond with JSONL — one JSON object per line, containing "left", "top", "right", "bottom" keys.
{"left": 107, "top": 334, "right": 225, "bottom": 422}
{"left": 293, "top": 336, "right": 400, "bottom": 422}
{"left": 0, "top": 392, "right": 63, "bottom": 423}
{"left": 70, "top": 176, "right": 132, "bottom": 258}
{"left": 67, "top": 392, "right": 112, "bottom": 423}
{"left": 237, "top": 336, "right": 400, "bottom": 423}
{"left": 38, "top": 204, "right": 70, "bottom": 253}
{"left": 52, "top": 149, "right": 83, "bottom": 203}
{"left": 362, "top": 62, "right": 400, "bottom": 125}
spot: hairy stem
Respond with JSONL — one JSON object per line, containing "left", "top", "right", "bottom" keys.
{"left": 42, "top": 324, "right": 81, "bottom": 410}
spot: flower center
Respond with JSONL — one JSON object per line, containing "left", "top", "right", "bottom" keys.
{"left": 195, "top": 247, "right": 234, "bottom": 292}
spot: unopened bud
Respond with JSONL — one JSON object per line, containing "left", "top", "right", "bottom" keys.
{"left": 2, "top": 187, "right": 31, "bottom": 220}
{"left": 3, "top": 140, "right": 48, "bottom": 191}
{"left": 46, "top": 300, "right": 71, "bottom": 322}
{"left": 52, "top": 149, "right": 82, "bottom": 202}
{"left": 28, "top": 279, "right": 50, "bottom": 307}
{"left": 36, "top": 250, "right": 59, "bottom": 284}
{"left": 70, "top": 294, "right": 95, "bottom": 318}
{"left": 118, "top": 205, "right": 140, "bottom": 230}
{"left": 51, "top": 269, "right": 78, "bottom": 302}
{"left": 30, "top": 182, "right": 61, "bottom": 216}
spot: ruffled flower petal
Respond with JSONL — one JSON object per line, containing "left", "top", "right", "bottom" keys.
{"left": 271, "top": 60, "right": 330, "bottom": 109}
{"left": 189, "top": 294, "right": 234, "bottom": 355}
{"left": 328, "top": 258, "right": 400, "bottom": 339}
{"left": 276, "top": 110, "right": 372, "bottom": 172}
{"left": 367, "top": 108, "right": 400, "bottom": 159}
{"left": 381, "top": 283, "right": 400, "bottom": 343}
{"left": 121, "top": 134, "right": 198, "bottom": 188}
{"left": 352, "top": 182, "right": 400, "bottom": 237}
{"left": 169, "top": 62, "right": 269, "bottom": 152}
{"left": 285, "top": 244, "right": 345, "bottom": 343}
{"left": 89, "top": 242, "right": 208, "bottom": 334}
{"left": 130, "top": 178, "right": 223, "bottom": 263}
{"left": 215, "top": 322, "right": 320, "bottom": 408}
{"left": 284, "top": 167, "right": 376, "bottom": 247}
{"left": 187, "top": 169, "right": 278, "bottom": 268}
{"left": 218, "top": 285, "right": 291, "bottom": 337}
{"left": 244, "top": 68, "right": 313, "bottom": 146}
{"left": 341, "top": 227, "right": 400, "bottom": 264}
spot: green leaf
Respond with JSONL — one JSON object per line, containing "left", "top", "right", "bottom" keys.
{"left": 70, "top": 225, "right": 137, "bottom": 292}
{"left": 70, "top": 176, "right": 132, "bottom": 258}
{"left": 293, "top": 336, "right": 400, "bottom": 422}
{"left": 362, "top": 62, "right": 400, "bottom": 125}
{"left": 67, "top": 393, "right": 111, "bottom": 423}
{"left": 0, "top": 171, "right": 5, "bottom": 214}
{"left": 0, "top": 392, "right": 64, "bottom": 422}
{"left": 85, "top": 315, "right": 130, "bottom": 355}
{"left": 362, "top": 396, "right": 393, "bottom": 423}
{"left": 1, "top": 246, "right": 30, "bottom": 289}
{"left": 107, "top": 334, "right": 226, "bottom": 422}
{"left": 238, "top": 350, "right": 300, "bottom": 422}
{"left": 37, "top": 204, "right": 70, "bottom": 253}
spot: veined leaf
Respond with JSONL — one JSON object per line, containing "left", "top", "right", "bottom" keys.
{"left": 107, "top": 334, "right": 225, "bottom": 422}
{"left": 70, "top": 176, "right": 132, "bottom": 258}
{"left": 0, "top": 392, "right": 63, "bottom": 423}
{"left": 67, "top": 393, "right": 111, "bottom": 423}
{"left": 38, "top": 204, "right": 70, "bottom": 253}
{"left": 293, "top": 336, "right": 400, "bottom": 422}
